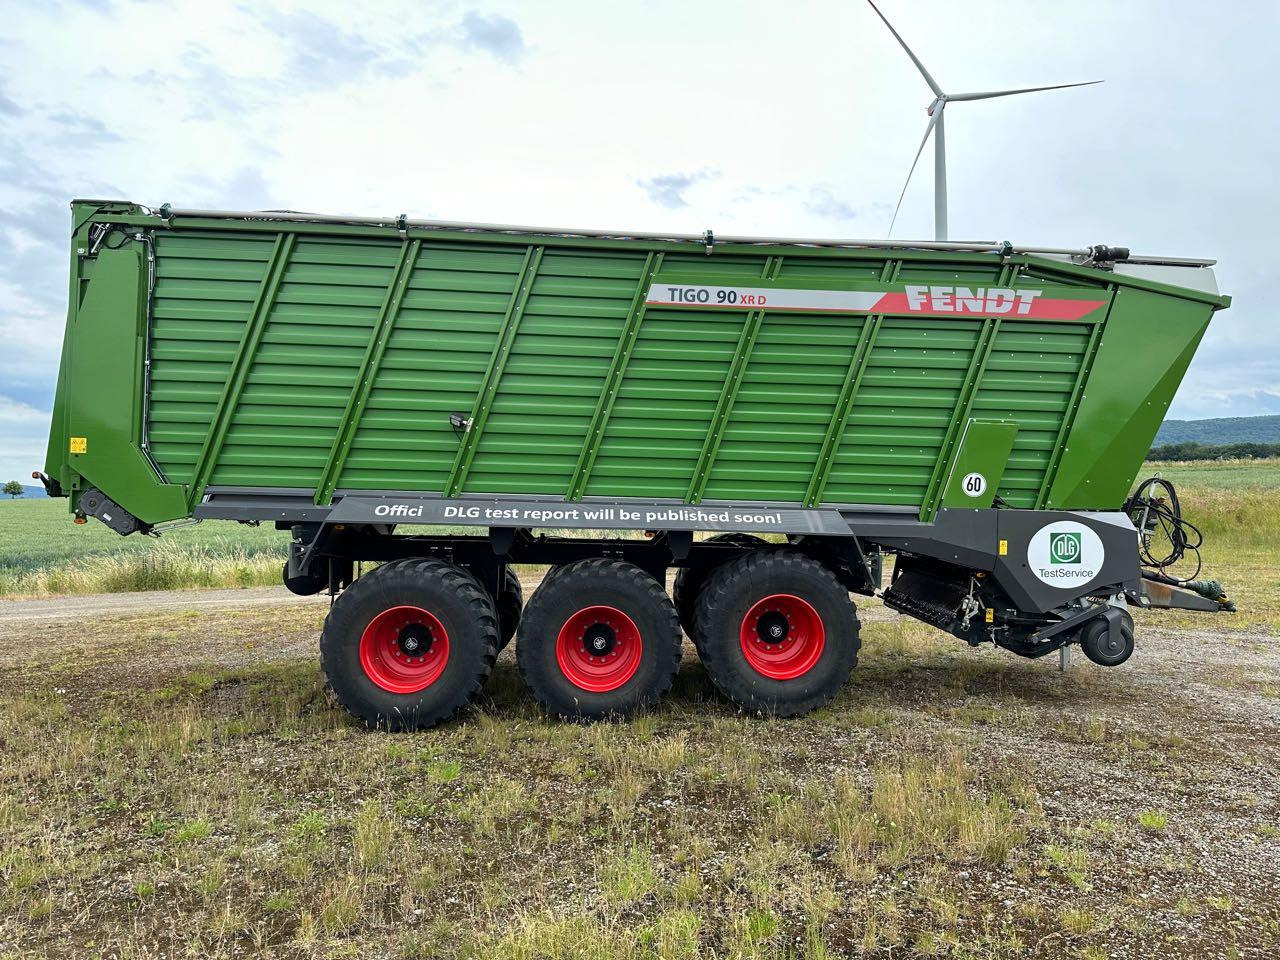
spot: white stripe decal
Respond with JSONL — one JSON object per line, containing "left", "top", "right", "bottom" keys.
{"left": 645, "top": 283, "right": 1107, "bottom": 320}
{"left": 645, "top": 284, "right": 883, "bottom": 312}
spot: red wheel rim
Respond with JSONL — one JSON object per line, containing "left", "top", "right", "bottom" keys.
{"left": 739, "top": 594, "right": 825, "bottom": 680}
{"left": 555, "top": 605, "right": 643, "bottom": 693}
{"left": 359, "top": 605, "right": 450, "bottom": 694}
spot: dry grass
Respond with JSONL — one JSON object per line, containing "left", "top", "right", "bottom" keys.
{"left": 1126, "top": 484, "right": 1280, "bottom": 632}
{"left": 1, "top": 598, "right": 1277, "bottom": 958}
{"left": 1, "top": 464, "right": 1278, "bottom": 955}
{"left": 0, "top": 541, "right": 283, "bottom": 597}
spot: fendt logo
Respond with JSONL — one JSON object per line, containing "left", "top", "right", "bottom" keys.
{"left": 905, "top": 285, "right": 1043, "bottom": 316}
{"left": 1049, "top": 532, "right": 1082, "bottom": 564}
{"left": 879, "top": 286, "right": 1106, "bottom": 320}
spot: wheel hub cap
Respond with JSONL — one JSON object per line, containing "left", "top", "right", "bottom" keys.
{"left": 583, "top": 623, "right": 617, "bottom": 656}
{"left": 397, "top": 623, "right": 434, "bottom": 656}
{"left": 756, "top": 611, "right": 790, "bottom": 644}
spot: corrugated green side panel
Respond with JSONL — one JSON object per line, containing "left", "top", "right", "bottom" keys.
{"left": 817, "top": 257, "right": 1007, "bottom": 507}
{"left": 821, "top": 318, "right": 983, "bottom": 506}
{"left": 341, "top": 244, "right": 527, "bottom": 491}
{"left": 207, "top": 237, "right": 401, "bottom": 488}
{"left": 463, "top": 249, "right": 649, "bottom": 495}
{"left": 701, "top": 311, "right": 864, "bottom": 503}
{"left": 134, "top": 218, "right": 1217, "bottom": 515}
{"left": 584, "top": 307, "right": 740, "bottom": 499}
{"left": 583, "top": 254, "right": 767, "bottom": 499}
{"left": 969, "top": 322, "right": 1092, "bottom": 507}
{"left": 147, "top": 232, "right": 279, "bottom": 484}
{"left": 146, "top": 238, "right": 1106, "bottom": 507}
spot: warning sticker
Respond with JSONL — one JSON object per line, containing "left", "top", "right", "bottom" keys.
{"left": 69, "top": 437, "right": 87, "bottom": 454}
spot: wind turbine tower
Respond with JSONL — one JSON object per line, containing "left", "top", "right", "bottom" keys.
{"left": 867, "top": 1, "right": 1102, "bottom": 241}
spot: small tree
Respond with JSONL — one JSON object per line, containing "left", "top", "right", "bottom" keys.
{"left": 3, "top": 481, "right": 23, "bottom": 499}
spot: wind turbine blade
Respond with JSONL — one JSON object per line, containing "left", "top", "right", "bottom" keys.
{"left": 888, "top": 107, "right": 941, "bottom": 238}
{"left": 947, "top": 80, "right": 1103, "bottom": 102}
{"left": 866, "top": 0, "right": 943, "bottom": 97}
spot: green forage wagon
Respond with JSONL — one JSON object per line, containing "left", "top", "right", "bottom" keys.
{"left": 39, "top": 201, "right": 1233, "bottom": 728}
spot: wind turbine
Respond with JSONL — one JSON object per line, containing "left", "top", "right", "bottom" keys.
{"left": 867, "top": 0, "right": 1101, "bottom": 241}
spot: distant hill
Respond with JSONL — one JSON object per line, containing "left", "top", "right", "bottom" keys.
{"left": 1156, "top": 415, "right": 1280, "bottom": 446}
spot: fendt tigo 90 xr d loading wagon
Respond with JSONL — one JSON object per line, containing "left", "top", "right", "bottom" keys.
{"left": 38, "top": 201, "right": 1235, "bottom": 729}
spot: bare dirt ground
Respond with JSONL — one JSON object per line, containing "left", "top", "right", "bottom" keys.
{"left": 0, "top": 579, "right": 1277, "bottom": 959}
{"left": 0, "top": 585, "right": 329, "bottom": 624}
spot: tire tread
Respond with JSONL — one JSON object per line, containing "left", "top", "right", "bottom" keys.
{"left": 694, "top": 549, "right": 860, "bottom": 717}
{"left": 517, "top": 558, "right": 680, "bottom": 720}
{"left": 320, "top": 558, "right": 498, "bottom": 730}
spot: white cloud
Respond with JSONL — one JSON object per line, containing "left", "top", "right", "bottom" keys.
{"left": 1167, "top": 385, "right": 1280, "bottom": 421}
{"left": 0, "top": 278, "right": 65, "bottom": 400}
{"left": 0, "top": 395, "right": 51, "bottom": 482}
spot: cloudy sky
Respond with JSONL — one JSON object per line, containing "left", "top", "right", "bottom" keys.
{"left": 1, "top": 0, "right": 1276, "bottom": 483}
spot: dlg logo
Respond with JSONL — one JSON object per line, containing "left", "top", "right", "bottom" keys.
{"left": 1028, "top": 522, "right": 1102, "bottom": 587}
{"left": 1050, "top": 532, "right": 1082, "bottom": 564}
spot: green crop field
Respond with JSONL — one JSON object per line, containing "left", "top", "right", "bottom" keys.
{"left": 0, "top": 499, "right": 288, "bottom": 596}
{"left": 1134, "top": 457, "right": 1280, "bottom": 490}
{"left": 0, "top": 501, "right": 610, "bottom": 598}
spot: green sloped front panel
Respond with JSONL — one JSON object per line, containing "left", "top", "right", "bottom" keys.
{"left": 1047, "top": 287, "right": 1215, "bottom": 509}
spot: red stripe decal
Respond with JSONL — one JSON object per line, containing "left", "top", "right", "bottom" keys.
{"left": 872, "top": 292, "right": 1105, "bottom": 321}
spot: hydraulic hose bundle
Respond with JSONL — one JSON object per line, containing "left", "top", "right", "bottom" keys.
{"left": 1124, "top": 477, "right": 1233, "bottom": 609}
{"left": 1124, "top": 477, "right": 1203, "bottom": 579}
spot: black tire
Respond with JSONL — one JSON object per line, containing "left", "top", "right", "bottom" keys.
{"left": 1079, "top": 611, "right": 1135, "bottom": 667}
{"left": 320, "top": 558, "right": 498, "bottom": 730}
{"left": 516, "top": 559, "right": 681, "bottom": 721}
{"left": 282, "top": 561, "right": 326, "bottom": 597}
{"left": 283, "top": 558, "right": 353, "bottom": 596}
{"left": 496, "top": 565, "right": 523, "bottom": 650}
{"left": 672, "top": 534, "right": 769, "bottom": 639}
{"left": 693, "top": 549, "right": 860, "bottom": 717}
